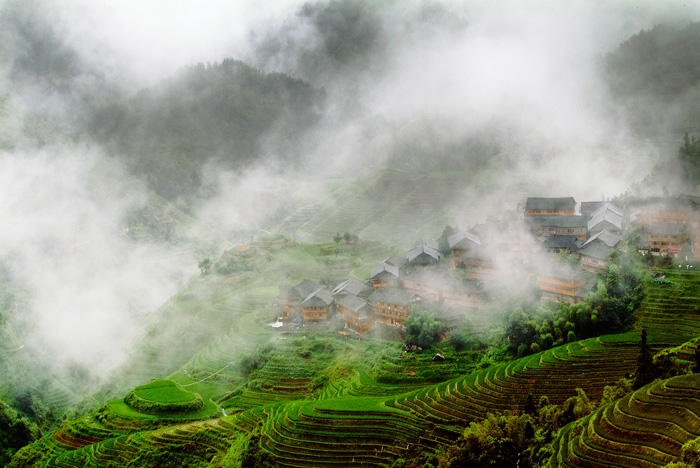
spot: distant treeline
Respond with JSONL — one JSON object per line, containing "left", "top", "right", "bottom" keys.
{"left": 88, "top": 60, "right": 325, "bottom": 202}
{"left": 604, "top": 21, "right": 700, "bottom": 134}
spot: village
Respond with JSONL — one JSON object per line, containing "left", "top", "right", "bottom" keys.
{"left": 277, "top": 195, "right": 700, "bottom": 336}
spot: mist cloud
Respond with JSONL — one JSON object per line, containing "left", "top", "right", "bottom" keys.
{"left": 0, "top": 146, "right": 193, "bottom": 375}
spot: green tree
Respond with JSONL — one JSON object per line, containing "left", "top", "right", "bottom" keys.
{"left": 198, "top": 258, "right": 211, "bottom": 275}
{"left": 333, "top": 232, "right": 342, "bottom": 247}
{"left": 633, "top": 329, "right": 655, "bottom": 389}
{"left": 404, "top": 310, "right": 442, "bottom": 349}
{"left": 679, "top": 132, "right": 700, "bottom": 184}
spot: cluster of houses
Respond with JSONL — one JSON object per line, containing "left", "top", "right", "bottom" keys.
{"left": 277, "top": 195, "right": 700, "bottom": 335}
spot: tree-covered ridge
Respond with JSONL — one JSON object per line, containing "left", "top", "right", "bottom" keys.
{"left": 605, "top": 22, "right": 700, "bottom": 98}
{"left": 604, "top": 21, "right": 700, "bottom": 133}
{"left": 88, "top": 59, "right": 326, "bottom": 201}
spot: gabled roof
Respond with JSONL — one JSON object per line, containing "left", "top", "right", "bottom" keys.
{"left": 332, "top": 278, "right": 368, "bottom": 296}
{"left": 541, "top": 235, "right": 580, "bottom": 251}
{"left": 582, "top": 230, "right": 621, "bottom": 249}
{"left": 527, "top": 215, "right": 589, "bottom": 228}
{"left": 591, "top": 202, "right": 623, "bottom": 218}
{"left": 383, "top": 254, "right": 408, "bottom": 269}
{"left": 336, "top": 294, "right": 371, "bottom": 314}
{"left": 370, "top": 287, "right": 420, "bottom": 306}
{"left": 588, "top": 210, "right": 623, "bottom": 232}
{"left": 447, "top": 230, "right": 481, "bottom": 250}
{"left": 370, "top": 262, "right": 400, "bottom": 280}
{"left": 538, "top": 262, "right": 592, "bottom": 282}
{"left": 300, "top": 288, "right": 334, "bottom": 308}
{"left": 407, "top": 244, "right": 440, "bottom": 263}
{"left": 579, "top": 242, "right": 614, "bottom": 261}
{"left": 525, "top": 197, "right": 576, "bottom": 211}
{"left": 280, "top": 279, "right": 324, "bottom": 300}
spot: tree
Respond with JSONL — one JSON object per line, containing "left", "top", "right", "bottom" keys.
{"left": 333, "top": 232, "right": 342, "bottom": 247}
{"left": 404, "top": 310, "right": 442, "bottom": 349}
{"left": 198, "top": 258, "right": 211, "bottom": 275}
{"left": 633, "top": 329, "right": 655, "bottom": 389}
{"left": 679, "top": 132, "right": 700, "bottom": 185}
{"left": 437, "top": 225, "right": 457, "bottom": 256}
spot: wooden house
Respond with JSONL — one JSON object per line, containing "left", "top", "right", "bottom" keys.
{"left": 402, "top": 270, "right": 483, "bottom": 308}
{"left": 406, "top": 244, "right": 440, "bottom": 270}
{"left": 370, "top": 263, "right": 401, "bottom": 290}
{"left": 525, "top": 197, "right": 576, "bottom": 216}
{"left": 578, "top": 230, "right": 621, "bottom": 272}
{"left": 527, "top": 215, "right": 589, "bottom": 241}
{"left": 279, "top": 280, "right": 324, "bottom": 320}
{"left": 541, "top": 235, "right": 580, "bottom": 254}
{"left": 370, "top": 287, "right": 420, "bottom": 327}
{"left": 646, "top": 224, "right": 689, "bottom": 255}
{"left": 369, "top": 255, "right": 408, "bottom": 290}
{"left": 537, "top": 264, "right": 593, "bottom": 305}
{"left": 464, "top": 247, "right": 499, "bottom": 282}
{"left": 447, "top": 230, "right": 481, "bottom": 268}
{"left": 630, "top": 198, "right": 693, "bottom": 226}
{"left": 300, "top": 288, "right": 335, "bottom": 324}
{"left": 336, "top": 294, "right": 373, "bottom": 335}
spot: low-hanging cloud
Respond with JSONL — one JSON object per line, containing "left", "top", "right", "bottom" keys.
{"left": 0, "top": 146, "right": 194, "bottom": 376}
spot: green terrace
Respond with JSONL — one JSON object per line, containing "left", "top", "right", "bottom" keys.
{"left": 550, "top": 373, "right": 700, "bottom": 468}
{"left": 635, "top": 269, "right": 700, "bottom": 341}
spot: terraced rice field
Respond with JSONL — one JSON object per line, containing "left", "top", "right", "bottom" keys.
{"left": 549, "top": 373, "right": 700, "bottom": 468}
{"left": 11, "top": 332, "right": 655, "bottom": 468}
{"left": 634, "top": 269, "right": 700, "bottom": 341}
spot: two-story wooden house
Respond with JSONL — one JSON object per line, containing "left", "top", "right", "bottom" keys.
{"left": 336, "top": 294, "right": 373, "bottom": 335}
{"left": 402, "top": 270, "right": 483, "bottom": 309}
{"left": 447, "top": 230, "right": 481, "bottom": 269}
{"left": 278, "top": 280, "right": 324, "bottom": 320}
{"left": 370, "top": 287, "right": 420, "bottom": 327}
{"left": 406, "top": 244, "right": 440, "bottom": 270}
{"left": 578, "top": 230, "right": 621, "bottom": 273}
{"left": 300, "top": 288, "right": 335, "bottom": 324}
{"left": 527, "top": 215, "right": 589, "bottom": 241}
{"left": 537, "top": 264, "right": 593, "bottom": 305}
{"left": 369, "top": 255, "right": 407, "bottom": 290}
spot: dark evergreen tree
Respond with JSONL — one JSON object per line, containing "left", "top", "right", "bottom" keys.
{"left": 633, "top": 329, "right": 655, "bottom": 389}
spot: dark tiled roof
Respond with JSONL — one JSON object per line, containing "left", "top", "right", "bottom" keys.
{"left": 332, "top": 278, "right": 368, "bottom": 296}
{"left": 579, "top": 242, "right": 613, "bottom": 260}
{"left": 588, "top": 210, "right": 623, "bottom": 232}
{"left": 447, "top": 230, "right": 481, "bottom": 250}
{"left": 370, "top": 287, "right": 419, "bottom": 306}
{"left": 383, "top": 254, "right": 408, "bottom": 269}
{"left": 280, "top": 279, "right": 323, "bottom": 300}
{"left": 407, "top": 244, "right": 440, "bottom": 263}
{"left": 370, "top": 263, "right": 400, "bottom": 280}
{"left": 525, "top": 197, "right": 576, "bottom": 211}
{"left": 300, "top": 288, "right": 334, "bottom": 308}
{"left": 337, "top": 294, "right": 371, "bottom": 313}
{"left": 538, "top": 262, "right": 592, "bottom": 282}
{"left": 541, "top": 235, "right": 580, "bottom": 251}
{"left": 582, "top": 230, "right": 621, "bottom": 249}
{"left": 528, "top": 215, "right": 589, "bottom": 228}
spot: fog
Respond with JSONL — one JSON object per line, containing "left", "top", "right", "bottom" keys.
{"left": 1, "top": 0, "right": 699, "bottom": 395}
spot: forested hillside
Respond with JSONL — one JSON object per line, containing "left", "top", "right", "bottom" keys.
{"left": 88, "top": 60, "right": 326, "bottom": 202}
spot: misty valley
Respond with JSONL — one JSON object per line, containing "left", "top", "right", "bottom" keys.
{"left": 3, "top": 1, "right": 700, "bottom": 467}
